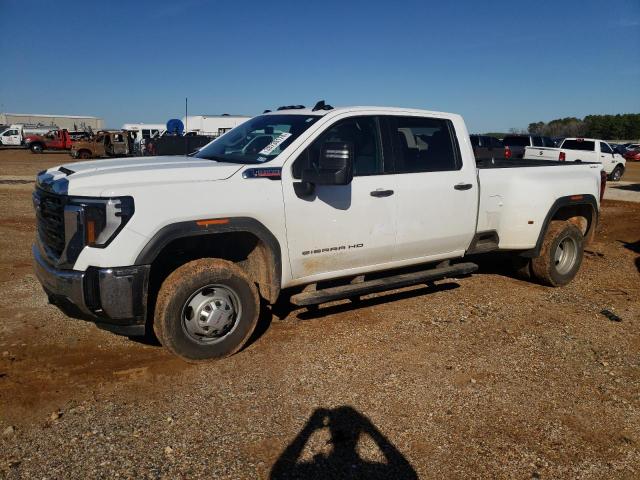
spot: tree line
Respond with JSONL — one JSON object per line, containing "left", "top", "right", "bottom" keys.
{"left": 527, "top": 113, "right": 640, "bottom": 140}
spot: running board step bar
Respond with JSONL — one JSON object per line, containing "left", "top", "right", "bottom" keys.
{"left": 290, "top": 262, "right": 478, "bottom": 306}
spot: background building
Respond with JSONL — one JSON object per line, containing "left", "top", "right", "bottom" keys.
{"left": 0, "top": 113, "right": 104, "bottom": 131}
{"left": 182, "top": 114, "right": 250, "bottom": 136}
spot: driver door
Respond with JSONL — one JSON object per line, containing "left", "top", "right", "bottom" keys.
{"left": 282, "top": 115, "right": 397, "bottom": 281}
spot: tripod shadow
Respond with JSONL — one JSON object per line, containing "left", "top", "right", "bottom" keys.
{"left": 270, "top": 406, "right": 417, "bottom": 479}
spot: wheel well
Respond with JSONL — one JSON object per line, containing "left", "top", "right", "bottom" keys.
{"left": 551, "top": 203, "right": 595, "bottom": 241}
{"left": 147, "top": 231, "right": 279, "bottom": 315}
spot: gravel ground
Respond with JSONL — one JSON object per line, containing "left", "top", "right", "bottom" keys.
{"left": 0, "top": 150, "right": 639, "bottom": 479}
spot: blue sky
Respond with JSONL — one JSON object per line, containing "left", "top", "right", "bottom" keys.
{"left": 1, "top": 0, "right": 638, "bottom": 132}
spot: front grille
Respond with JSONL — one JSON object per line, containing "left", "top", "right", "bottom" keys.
{"left": 35, "top": 188, "right": 66, "bottom": 257}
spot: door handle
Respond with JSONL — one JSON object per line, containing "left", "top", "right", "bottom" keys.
{"left": 454, "top": 183, "right": 473, "bottom": 191}
{"left": 370, "top": 189, "right": 394, "bottom": 197}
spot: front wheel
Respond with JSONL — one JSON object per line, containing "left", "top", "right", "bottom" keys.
{"left": 153, "top": 258, "right": 260, "bottom": 361}
{"left": 609, "top": 165, "right": 623, "bottom": 182}
{"left": 531, "top": 220, "right": 584, "bottom": 287}
{"left": 30, "top": 143, "right": 43, "bottom": 153}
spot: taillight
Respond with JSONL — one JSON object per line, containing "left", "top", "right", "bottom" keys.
{"left": 504, "top": 146, "right": 511, "bottom": 159}
{"left": 559, "top": 151, "right": 566, "bottom": 162}
{"left": 600, "top": 170, "right": 607, "bottom": 201}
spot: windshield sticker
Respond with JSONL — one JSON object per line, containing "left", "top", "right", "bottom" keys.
{"left": 258, "top": 132, "right": 292, "bottom": 156}
{"left": 256, "top": 156, "right": 267, "bottom": 163}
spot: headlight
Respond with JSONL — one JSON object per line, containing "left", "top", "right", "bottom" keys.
{"left": 68, "top": 196, "right": 134, "bottom": 248}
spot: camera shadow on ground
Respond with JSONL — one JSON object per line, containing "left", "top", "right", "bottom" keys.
{"left": 270, "top": 405, "right": 417, "bottom": 480}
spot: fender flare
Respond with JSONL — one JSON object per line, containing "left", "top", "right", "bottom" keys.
{"left": 134, "top": 217, "right": 282, "bottom": 300}
{"left": 522, "top": 194, "right": 598, "bottom": 258}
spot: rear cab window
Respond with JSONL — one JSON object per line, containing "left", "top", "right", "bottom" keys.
{"left": 562, "top": 139, "right": 595, "bottom": 151}
{"left": 502, "top": 136, "right": 530, "bottom": 147}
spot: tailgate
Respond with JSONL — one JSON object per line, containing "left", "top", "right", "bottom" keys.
{"left": 524, "top": 146, "right": 560, "bottom": 161}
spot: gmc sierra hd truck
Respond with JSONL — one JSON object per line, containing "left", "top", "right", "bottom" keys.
{"left": 33, "top": 103, "right": 605, "bottom": 361}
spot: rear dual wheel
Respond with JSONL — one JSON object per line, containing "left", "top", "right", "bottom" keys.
{"left": 526, "top": 220, "right": 584, "bottom": 287}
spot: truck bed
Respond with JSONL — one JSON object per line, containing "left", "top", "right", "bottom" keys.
{"left": 476, "top": 160, "right": 602, "bottom": 251}
{"left": 475, "top": 158, "right": 594, "bottom": 169}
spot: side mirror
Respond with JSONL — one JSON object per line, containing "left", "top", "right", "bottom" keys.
{"left": 301, "top": 142, "right": 354, "bottom": 186}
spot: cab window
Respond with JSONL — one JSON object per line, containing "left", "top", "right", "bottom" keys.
{"left": 388, "top": 116, "right": 460, "bottom": 173}
{"left": 293, "top": 116, "right": 383, "bottom": 178}
{"left": 600, "top": 142, "right": 613, "bottom": 154}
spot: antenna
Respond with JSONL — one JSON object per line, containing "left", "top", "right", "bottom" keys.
{"left": 185, "top": 97, "right": 188, "bottom": 156}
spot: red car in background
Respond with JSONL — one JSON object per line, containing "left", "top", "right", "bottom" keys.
{"left": 624, "top": 149, "right": 640, "bottom": 161}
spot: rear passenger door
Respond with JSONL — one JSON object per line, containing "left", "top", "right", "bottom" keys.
{"left": 384, "top": 115, "right": 478, "bottom": 262}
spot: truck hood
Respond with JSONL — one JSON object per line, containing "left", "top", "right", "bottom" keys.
{"left": 41, "top": 156, "right": 244, "bottom": 196}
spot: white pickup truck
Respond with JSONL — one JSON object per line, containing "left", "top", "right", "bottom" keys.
{"left": 0, "top": 124, "right": 53, "bottom": 146}
{"left": 524, "top": 137, "right": 626, "bottom": 181}
{"left": 32, "top": 103, "right": 605, "bottom": 361}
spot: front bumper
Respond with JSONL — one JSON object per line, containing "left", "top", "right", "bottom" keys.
{"left": 33, "top": 245, "right": 150, "bottom": 336}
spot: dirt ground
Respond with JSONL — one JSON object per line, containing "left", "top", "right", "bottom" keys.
{"left": 0, "top": 149, "right": 639, "bottom": 479}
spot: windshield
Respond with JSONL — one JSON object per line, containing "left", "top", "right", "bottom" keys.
{"left": 195, "top": 114, "right": 320, "bottom": 164}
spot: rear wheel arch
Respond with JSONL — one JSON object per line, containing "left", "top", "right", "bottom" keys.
{"left": 524, "top": 195, "right": 598, "bottom": 258}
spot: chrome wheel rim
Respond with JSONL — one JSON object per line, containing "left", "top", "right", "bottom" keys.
{"left": 181, "top": 284, "right": 241, "bottom": 344}
{"left": 554, "top": 236, "right": 578, "bottom": 275}
{"left": 612, "top": 169, "right": 621, "bottom": 181}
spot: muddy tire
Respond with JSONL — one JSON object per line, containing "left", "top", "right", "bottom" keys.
{"left": 78, "top": 150, "right": 91, "bottom": 159}
{"left": 531, "top": 220, "right": 584, "bottom": 287}
{"left": 609, "top": 165, "right": 623, "bottom": 182}
{"left": 154, "top": 258, "right": 260, "bottom": 361}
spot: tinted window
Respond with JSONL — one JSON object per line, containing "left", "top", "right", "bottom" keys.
{"left": 502, "top": 136, "right": 530, "bottom": 147}
{"left": 293, "top": 116, "right": 383, "bottom": 178}
{"left": 543, "top": 137, "right": 556, "bottom": 147}
{"left": 469, "top": 135, "right": 480, "bottom": 147}
{"left": 562, "top": 140, "right": 595, "bottom": 151}
{"left": 600, "top": 142, "right": 613, "bottom": 154}
{"left": 532, "top": 136, "right": 543, "bottom": 147}
{"left": 389, "top": 116, "right": 459, "bottom": 173}
{"left": 490, "top": 137, "right": 503, "bottom": 148}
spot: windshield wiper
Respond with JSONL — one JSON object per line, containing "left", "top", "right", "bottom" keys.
{"left": 197, "top": 154, "right": 270, "bottom": 165}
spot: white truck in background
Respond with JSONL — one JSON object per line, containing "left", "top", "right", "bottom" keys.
{"left": 0, "top": 124, "right": 55, "bottom": 146}
{"left": 524, "top": 138, "right": 626, "bottom": 181}
{"left": 32, "top": 103, "right": 605, "bottom": 361}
